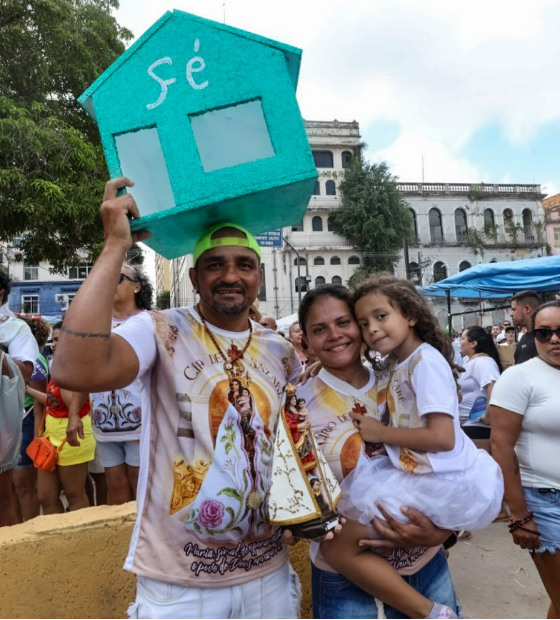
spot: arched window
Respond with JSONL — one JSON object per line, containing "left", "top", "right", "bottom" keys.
{"left": 484, "top": 208, "right": 495, "bottom": 228}
{"left": 327, "top": 215, "right": 336, "bottom": 231}
{"left": 314, "top": 256, "right": 325, "bottom": 265}
{"left": 433, "top": 261, "right": 447, "bottom": 282}
{"left": 294, "top": 257, "right": 306, "bottom": 266}
{"left": 325, "top": 180, "right": 336, "bottom": 196}
{"left": 295, "top": 276, "right": 308, "bottom": 293}
{"left": 341, "top": 151, "right": 353, "bottom": 167}
{"left": 409, "top": 208, "right": 418, "bottom": 241}
{"left": 312, "top": 150, "right": 333, "bottom": 168}
{"left": 312, "top": 181, "right": 320, "bottom": 196}
{"left": 454, "top": 208, "right": 468, "bottom": 242}
{"left": 408, "top": 261, "right": 420, "bottom": 284}
{"left": 523, "top": 209, "right": 533, "bottom": 241}
{"left": 315, "top": 276, "right": 326, "bottom": 287}
{"left": 348, "top": 255, "right": 360, "bottom": 265}
{"left": 332, "top": 276, "right": 342, "bottom": 285}
{"left": 292, "top": 219, "right": 304, "bottom": 232}
{"left": 312, "top": 216, "right": 323, "bottom": 232}
{"left": 459, "top": 260, "right": 472, "bottom": 272}
{"left": 330, "top": 256, "right": 341, "bottom": 265}
{"left": 429, "top": 208, "right": 444, "bottom": 243}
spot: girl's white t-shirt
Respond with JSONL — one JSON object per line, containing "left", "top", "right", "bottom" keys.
{"left": 386, "top": 343, "right": 478, "bottom": 475}
{"left": 490, "top": 357, "right": 560, "bottom": 489}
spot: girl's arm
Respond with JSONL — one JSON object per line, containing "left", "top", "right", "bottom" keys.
{"left": 350, "top": 412, "right": 455, "bottom": 452}
{"left": 60, "top": 389, "right": 89, "bottom": 447}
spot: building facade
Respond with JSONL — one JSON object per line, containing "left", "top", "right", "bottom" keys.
{"left": 0, "top": 242, "right": 92, "bottom": 316}
{"left": 163, "top": 121, "right": 548, "bottom": 330}
{"left": 543, "top": 192, "right": 560, "bottom": 255}
{"left": 395, "top": 183, "right": 546, "bottom": 328}
{"left": 154, "top": 254, "right": 171, "bottom": 299}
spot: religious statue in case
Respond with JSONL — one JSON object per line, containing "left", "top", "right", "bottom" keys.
{"left": 268, "top": 385, "right": 341, "bottom": 539}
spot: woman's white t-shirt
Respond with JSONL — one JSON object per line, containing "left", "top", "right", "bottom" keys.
{"left": 458, "top": 355, "right": 500, "bottom": 428}
{"left": 490, "top": 357, "right": 560, "bottom": 489}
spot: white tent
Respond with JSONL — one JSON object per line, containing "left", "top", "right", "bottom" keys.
{"left": 276, "top": 312, "right": 298, "bottom": 332}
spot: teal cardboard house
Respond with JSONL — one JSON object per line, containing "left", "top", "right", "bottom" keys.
{"left": 78, "top": 10, "right": 317, "bottom": 258}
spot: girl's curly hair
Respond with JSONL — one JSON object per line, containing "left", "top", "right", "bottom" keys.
{"left": 353, "top": 273, "right": 457, "bottom": 373}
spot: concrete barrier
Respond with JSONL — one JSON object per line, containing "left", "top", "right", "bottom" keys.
{"left": 0, "top": 503, "right": 312, "bottom": 619}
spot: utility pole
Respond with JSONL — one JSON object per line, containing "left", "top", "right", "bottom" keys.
{"left": 403, "top": 238, "right": 410, "bottom": 280}
{"left": 283, "top": 236, "right": 302, "bottom": 307}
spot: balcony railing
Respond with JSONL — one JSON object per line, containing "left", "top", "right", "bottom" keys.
{"left": 409, "top": 229, "right": 545, "bottom": 247}
{"left": 397, "top": 182, "right": 542, "bottom": 195}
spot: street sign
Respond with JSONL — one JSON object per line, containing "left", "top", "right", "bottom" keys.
{"left": 255, "top": 230, "right": 283, "bottom": 247}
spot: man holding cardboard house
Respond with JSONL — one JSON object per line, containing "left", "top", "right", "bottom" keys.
{"left": 53, "top": 177, "right": 305, "bottom": 618}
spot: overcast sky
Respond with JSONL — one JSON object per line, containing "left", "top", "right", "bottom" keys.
{"left": 115, "top": 0, "right": 560, "bottom": 197}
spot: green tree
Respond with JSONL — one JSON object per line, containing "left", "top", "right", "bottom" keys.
{"left": 328, "top": 154, "right": 412, "bottom": 287}
{"left": 0, "top": 0, "right": 132, "bottom": 273}
{"left": 156, "top": 290, "right": 171, "bottom": 310}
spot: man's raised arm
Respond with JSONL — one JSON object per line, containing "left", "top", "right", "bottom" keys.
{"left": 52, "top": 178, "right": 151, "bottom": 392}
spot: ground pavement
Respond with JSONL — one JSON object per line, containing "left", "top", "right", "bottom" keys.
{"left": 448, "top": 521, "right": 548, "bottom": 619}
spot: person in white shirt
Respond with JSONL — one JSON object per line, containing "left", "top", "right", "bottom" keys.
{"left": 457, "top": 325, "right": 502, "bottom": 453}
{"left": 0, "top": 268, "right": 38, "bottom": 383}
{"left": 490, "top": 300, "right": 560, "bottom": 620}
{"left": 0, "top": 267, "right": 39, "bottom": 526}
{"left": 90, "top": 262, "right": 153, "bottom": 505}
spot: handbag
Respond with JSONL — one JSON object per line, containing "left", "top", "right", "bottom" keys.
{"left": 0, "top": 350, "right": 25, "bottom": 472}
{"left": 26, "top": 406, "right": 66, "bottom": 472}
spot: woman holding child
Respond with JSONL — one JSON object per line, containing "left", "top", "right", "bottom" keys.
{"left": 293, "top": 277, "right": 503, "bottom": 619}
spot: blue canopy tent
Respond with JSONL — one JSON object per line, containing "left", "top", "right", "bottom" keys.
{"left": 420, "top": 255, "right": 560, "bottom": 331}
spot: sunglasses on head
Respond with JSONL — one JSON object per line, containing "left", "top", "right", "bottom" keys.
{"left": 533, "top": 327, "right": 560, "bottom": 343}
{"left": 119, "top": 273, "right": 139, "bottom": 284}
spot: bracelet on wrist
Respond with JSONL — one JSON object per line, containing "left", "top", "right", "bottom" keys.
{"left": 508, "top": 511, "right": 534, "bottom": 533}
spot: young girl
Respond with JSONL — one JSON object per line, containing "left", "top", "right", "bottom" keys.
{"left": 320, "top": 275, "right": 504, "bottom": 619}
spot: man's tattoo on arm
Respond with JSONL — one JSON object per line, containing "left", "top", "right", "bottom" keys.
{"left": 60, "top": 325, "right": 111, "bottom": 341}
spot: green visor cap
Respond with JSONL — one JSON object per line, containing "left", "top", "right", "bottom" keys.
{"left": 193, "top": 223, "right": 262, "bottom": 265}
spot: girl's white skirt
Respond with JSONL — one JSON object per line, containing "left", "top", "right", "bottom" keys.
{"left": 338, "top": 450, "right": 504, "bottom": 531}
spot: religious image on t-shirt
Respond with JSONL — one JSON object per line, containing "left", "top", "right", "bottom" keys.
{"left": 173, "top": 349, "right": 275, "bottom": 543}
{"left": 91, "top": 387, "right": 142, "bottom": 434}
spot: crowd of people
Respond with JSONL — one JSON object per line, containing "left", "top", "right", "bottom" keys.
{"left": 0, "top": 261, "right": 153, "bottom": 523}
{"left": 0, "top": 178, "right": 559, "bottom": 619}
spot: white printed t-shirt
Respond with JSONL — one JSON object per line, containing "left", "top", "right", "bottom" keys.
{"left": 386, "top": 343, "right": 477, "bottom": 475}
{"left": 114, "top": 307, "right": 300, "bottom": 588}
{"left": 91, "top": 314, "right": 145, "bottom": 442}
